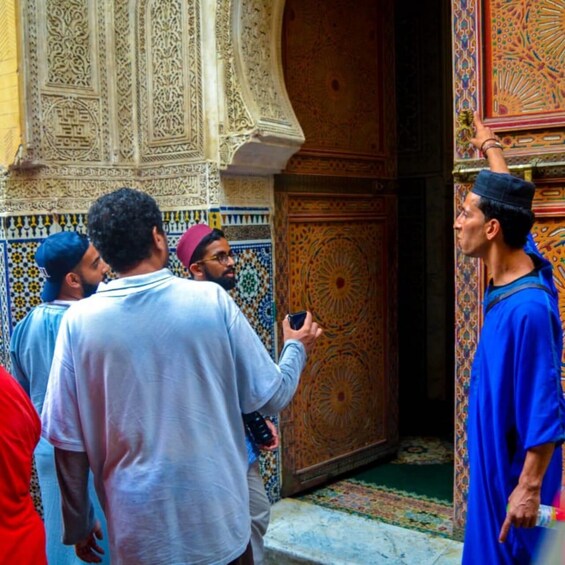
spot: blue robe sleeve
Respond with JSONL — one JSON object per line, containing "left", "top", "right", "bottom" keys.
{"left": 513, "top": 302, "right": 565, "bottom": 450}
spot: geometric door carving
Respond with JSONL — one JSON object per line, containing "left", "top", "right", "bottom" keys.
{"left": 275, "top": 191, "right": 398, "bottom": 495}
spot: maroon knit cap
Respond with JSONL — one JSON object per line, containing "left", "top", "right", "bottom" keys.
{"left": 176, "top": 224, "right": 213, "bottom": 267}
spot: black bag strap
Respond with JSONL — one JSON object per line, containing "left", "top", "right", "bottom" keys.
{"left": 485, "top": 281, "right": 551, "bottom": 315}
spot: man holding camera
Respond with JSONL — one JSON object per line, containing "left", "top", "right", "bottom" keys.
{"left": 177, "top": 224, "right": 317, "bottom": 565}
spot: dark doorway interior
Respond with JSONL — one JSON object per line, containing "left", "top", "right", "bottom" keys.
{"left": 395, "top": 0, "right": 454, "bottom": 439}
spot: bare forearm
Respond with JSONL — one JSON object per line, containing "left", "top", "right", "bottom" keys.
{"left": 519, "top": 443, "right": 555, "bottom": 490}
{"left": 55, "top": 448, "right": 95, "bottom": 544}
{"left": 471, "top": 112, "right": 509, "bottom": 173}
{"left": 484, "top": 146, "right": 510, "bottom": 174}
{"left": 499, "top": 442, "right": 556, "bottom": 541}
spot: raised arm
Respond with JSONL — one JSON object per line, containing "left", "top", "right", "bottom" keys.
{"left": 470, "top": 112, "right": 510, "bottom": 174}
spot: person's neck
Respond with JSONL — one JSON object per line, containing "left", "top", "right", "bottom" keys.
{"left": 117, "top": 257, "right": 166, "bottom": 278}
{"left": 56, "top": 291, "right": 82, "bottom": 301}
{"left": 484, "top": 246, "right": 534, "bottom": 286}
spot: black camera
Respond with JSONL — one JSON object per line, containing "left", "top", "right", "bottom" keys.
{"left": 288, "top": 310, "right": 307, "bottom": 330}
{"left": 243, "top": 411, "right": 274, "bottom": 446}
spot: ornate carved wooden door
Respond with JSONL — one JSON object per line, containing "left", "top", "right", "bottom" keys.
{"left": 276, "top": 0, "right": 397, "bottom": 495}
{"left": 274, "top": 189, "right": 397, "bottom": 495}
{"left": 452, "top": 0, "right": 565, "bottom": 534}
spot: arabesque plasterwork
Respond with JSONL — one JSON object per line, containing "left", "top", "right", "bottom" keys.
{"left": 221, "top": 175, "right": 274, "bottom": 209}
{"left": 7, "top": 0, "right": 301, "bottom": 212}
{"left": 137, "top": 0, "right": 204, "bottom": 163}
{"left": 3, "top": 0, "right": 305, "bottom": 214}
{"left": 0, "top": 162, "right": 223, "bottom": 215}
{"left": 113, "top": 0, "right": 135, "bottom": 162}
{"left": 46, "top": 0, "right": 93, "bottom": 89}
{"left": 216, "top": 0, "right": 304, "bottom": 174}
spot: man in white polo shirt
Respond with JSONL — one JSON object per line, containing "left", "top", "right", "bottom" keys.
{"left": 41, "top": 187, "right": 322, "bottom": 565}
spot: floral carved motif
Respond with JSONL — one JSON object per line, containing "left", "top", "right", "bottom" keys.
{"left": 114, "top": 0, "right": 135, "bottom": 161}
{"left": 149, "top": 0, "right": 186, "bottom": 139}
{"left": 138, "top": 0, "right": 203, "bottom": 161}
{"left": 216, "top": 1, "right": 254, "bottom": 134}
{"left": 240, "top": 0, "right": 287, "bottom": 123}
{"left": 46, "top": 0, "right": 92, "bottom": 88}
{"left": 218, "top": 0, "right": 303, "bottom": 173}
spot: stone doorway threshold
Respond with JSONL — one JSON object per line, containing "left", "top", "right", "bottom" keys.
{"left": 264, "top": 498, "right": 463, "bottom": 565}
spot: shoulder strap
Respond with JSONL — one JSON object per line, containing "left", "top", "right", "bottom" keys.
{"left": 485, "top": 282, "right": 551, "bottom": 315}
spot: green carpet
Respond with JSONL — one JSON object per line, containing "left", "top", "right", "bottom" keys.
{"left": 298, "top": 437, "right": 456, "bottom": 538}
{"left": 350, "top": 463, "right": 454, "bottom": 503}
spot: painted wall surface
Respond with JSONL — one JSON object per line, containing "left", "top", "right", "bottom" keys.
{"left": 452, "top": 0, "right": 565, "bottom": 536}
{"left": 0, "top": 0, "right": 21, "bottom": 167}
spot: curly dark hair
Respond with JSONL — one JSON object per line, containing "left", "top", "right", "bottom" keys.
{"left": 190, "top": 228, "right": 226, "bottom": 263}
{"left": 88, "top": 187, "right": 164, "bottom": 272}
{"left": 477, "top": 197, "right": 535, "bottom": 249}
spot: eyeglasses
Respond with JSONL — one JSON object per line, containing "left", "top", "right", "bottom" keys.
{"left": 198, "top": 250, "right": 236, "bottom": 266}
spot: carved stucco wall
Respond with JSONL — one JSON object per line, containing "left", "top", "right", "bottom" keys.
{"left": 1, "top": 0, "right": 303, "bottom": 215}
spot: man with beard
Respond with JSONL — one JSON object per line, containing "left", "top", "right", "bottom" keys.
{"left": 10, "top": 231, "right": 110, "bottom": 565}
{"left": 42, "top": 188, "right": 321, "bottom": 564}
{"left": 176, "top": 224, "right": 287, "bottom": 565}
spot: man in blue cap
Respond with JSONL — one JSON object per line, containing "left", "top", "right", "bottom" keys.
{"left": 456, "top": 114, "right": 565, "bottom": 564}
{"left": 10, "top": 231, "right": 110, "bottom": 564}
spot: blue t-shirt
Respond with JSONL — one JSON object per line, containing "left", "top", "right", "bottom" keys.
{"left": 10, "top": 301, "right": 110, "bottom": 565}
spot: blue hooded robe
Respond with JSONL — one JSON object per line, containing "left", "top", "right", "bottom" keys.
{"left": 462, "top": 235, "right": 565, "bottom": 564}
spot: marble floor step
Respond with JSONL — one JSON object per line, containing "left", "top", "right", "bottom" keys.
{"left": 264, "top": 498, "right": 463, "bottom": 565}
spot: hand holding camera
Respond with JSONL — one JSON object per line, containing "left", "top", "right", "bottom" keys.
{"left": 283, "top": 310, "right": 323, "bottom": 354}
{"left": 287, "top": 310, "right": 307, "bottom": 330}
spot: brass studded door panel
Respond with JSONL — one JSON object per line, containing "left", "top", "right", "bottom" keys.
{"left": 275, "top": 191, "right": 397, "bottom": 495}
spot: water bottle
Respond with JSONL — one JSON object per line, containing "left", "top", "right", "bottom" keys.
{"left": 536, "top": 504, "right": 565, "bottom": 528}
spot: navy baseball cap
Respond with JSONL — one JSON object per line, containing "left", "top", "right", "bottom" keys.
{"left": 472, "top": 170, "right": 535, "bottom": 210}
{"left": 35, "top": 232, "right": 90, "bottom": 302}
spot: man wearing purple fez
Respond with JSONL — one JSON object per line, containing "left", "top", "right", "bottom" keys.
{"left": 456, "top": 113, "right": 565, "bottom": 564}
{"left": 177, "top": 225, "right": 317, "bottom": 565}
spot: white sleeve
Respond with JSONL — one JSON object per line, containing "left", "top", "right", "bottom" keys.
{"left": 259, "top": 340, "right": 306, "bottom": 416}
{"left": 227, "top": 300, "right": 305, "bottom": 414}
{"left": 41, "top": 315, "right": 86, "bottom": 452}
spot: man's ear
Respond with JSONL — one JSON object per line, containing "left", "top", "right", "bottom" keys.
{"left": 485, "top": 218, "right": 501, "bottom": 241}
{"left": 152, "top": 226, "right": 167, "bottom": 251}
{"left": 189, "top": 262, "right": 204, "bottom": 279}
{"left": 64, "top": 271, "right": 82, "bottom": 290}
